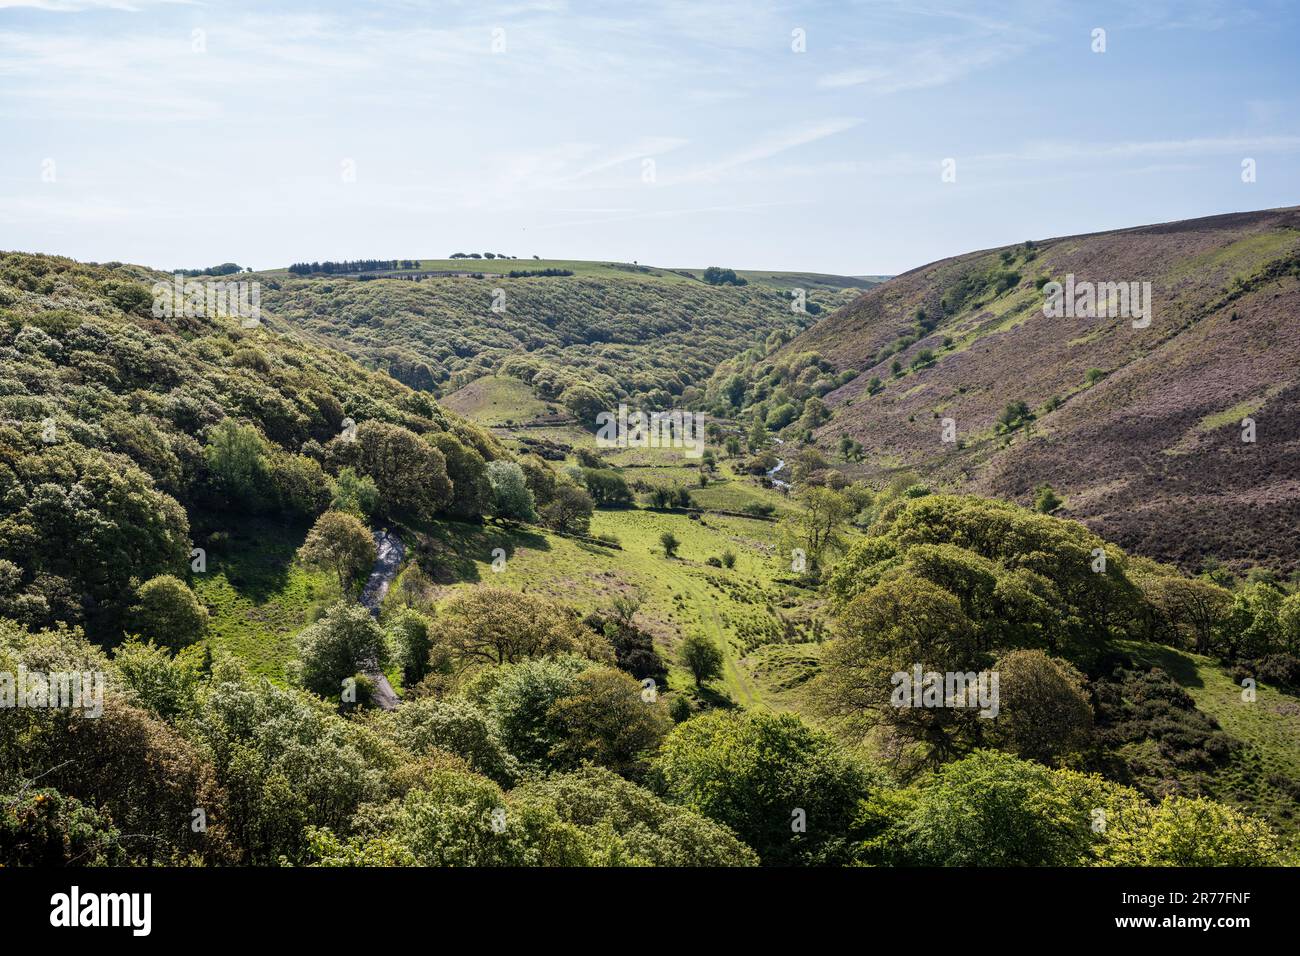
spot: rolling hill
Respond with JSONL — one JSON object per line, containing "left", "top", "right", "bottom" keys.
{"left": 253, "top": 259, "right": 873, "bottom": 412}
{"left": 754, "top": 207, "right": 1300, "bottom": 574}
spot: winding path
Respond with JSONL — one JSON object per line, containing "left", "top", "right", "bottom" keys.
{"left": 359, "top": 529, "right": 405, "bottom": 710}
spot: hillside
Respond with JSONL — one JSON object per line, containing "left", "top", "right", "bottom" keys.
{"left": 254, "top": 259, "right": 870, "bottom": 411}
{"left": 746, "top": 207, "right": 1300, "bottom": 574}
{"left": 0, "top": 250, "right": 502, "bottom": 642}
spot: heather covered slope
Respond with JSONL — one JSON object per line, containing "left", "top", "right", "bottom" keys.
{"left": 779, "top": 207, "right": 1300, "bottom": 573}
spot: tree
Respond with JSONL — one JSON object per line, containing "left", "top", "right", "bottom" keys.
{"left": 1098, "top": 794, "right": 1281, "bottom": 866}
{"left": 298, "top": 510, "right": 376, "bottom": 594}
{"left": 989, "top": 649, "right": 1092, "bottom": 764}
{"left": 747, "top": 415, "right": 766, "bottom": 451}
{"left": 330, "top": 466, "right": 379, "bottom": 518}
{"left": 659, "top": 531, "right": 680, "bottom": 558}
{"left": 899, "top": 750, "right": 1095, "bottom": 866}
{"left": 487, "top": 460, "right": 538, "bottom": 523}
{"left": 428, "top": 432, "right": 492, "bottom": 520}
{"left": 653, "top": 710, "right": 878, "bottom": 865}
{"left": 472, "top": 655, "right": 589, "bottom": 766}
{"left": 292, "top": 601, "right": 389, "bottom": 700}
{"left": 1279, "top": 591, "right": 1300, "bottom": 655}
{"left": 387, "top": 607, "right": 434, "bottom": 686}
{"left": 513, "top": 767, "right": 757, "bottom": 866}
{"left": 129, "top": 575, "right": 209, "bottom": 650}
{"left": 204, "top": 419, "right": 269, "bottom": 507}
{"left": 816, "top": 576, "right": 982, "bottom": 767}
{"left": 781, "top": 486, "right": 852, "bottom": 574}
{"left": 582, "top": 468, "right": 633, "bottom": 507}
{"left": 1034, "top": 483, "right": 1063, "bottom": 514}
{"left": 0, "top": 788, "right": 126, "bottom": 866}
{"left": 271, "top": 453, "right": 332, "bottom": 518}
{"left": 346, "top": 421, "right": 452, "bottom": 521}
{"left": 1138, "top": 574, "right": 1232, "bottom": 654}
{"left": 387, "top": 697, "right": 518, "bottom": 786}
{"left": 680, "top": 633, "right": 722, "bottom": 687}
{"left": 541, "top": 484, "right": 594, "bottom": 535}
{"left": 548, "top": 666, "right": 671, "bottom": 778}
{"left": 559, "top": 383, "right": 610, "bottom": 426}
{"left": 519, "top": 456, "right": 557, "bottom": 508}
{"left": 433, "top": 588, "right": 609, "bottom": 668}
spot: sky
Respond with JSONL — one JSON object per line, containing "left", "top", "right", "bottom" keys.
{"left": 1, "top": 0, "right": 1297, "bottom": 276}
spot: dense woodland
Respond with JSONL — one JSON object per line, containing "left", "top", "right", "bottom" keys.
{"left": 256, "top": 269, "right": 848, "bottom": 408}
{"left": 1, "top": 250, "right": 1296, "bottom": 867}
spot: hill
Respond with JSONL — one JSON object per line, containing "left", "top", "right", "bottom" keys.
{"left": 725, "top": 207, "right": 1300, "bottom": 574}
{"left": 0, "top": 250, "right": 502, "bottom": 642}
{"left": 252, "top": 259, "right": 872, "bottom": 412}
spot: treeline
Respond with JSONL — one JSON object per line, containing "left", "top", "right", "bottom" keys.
{"left": 450, "top": 252, "right": 518, "bottom": 260}
{"left": 176, "top": 262, "right": 248, "bottom": 277}
{"left": 288, "top": 260, "right": 421, "bottom": 275}
{"left": 507, "top": 268, "right": 573, "bottom": 278}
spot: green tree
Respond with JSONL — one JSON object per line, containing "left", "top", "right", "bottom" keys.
{"left": 0, "top": 788, "right": 126, "bottom": 866}
{"left": 816, "top": 576, "right": 982, "bottom": 767}
{"left": 548, "top": 666, "right": 671, "bottom": 778}
{"left": 540, "top": 484, "right": 594, "bottom": 535}
{"left": 780, "top": 486, "right": 852, "bottom": 574}
{"left": 653, "top": 710, "right": 879, "bottom": 865}
{"left": 659, "top": 531, "right": 680, "bottom": 558}
{"left": 989, "top": 649, "right": 1093, "bottom": 764}
{"left": 433, "top": 588, "right": 609, "bottom": 669}
{"left": 292, "top": 602, "right": 389, "bottom": 700}
{"left": 386, "top": 607, "right": 435, "bottom": 686}
{"left": 1034, "top": 483, "right": 1063, "bottom": 514}
{"left": 899, "top": 750, "right": 1095, "bottom": 866}
{"left": 297, "top": 510, "right": 376, "bottom": 594}
{"left": 513, "top": 767, "right": 757, "bottom": 866}
{"left": 204, "top": 419, "right": 270, "bottom": 507}
{"left": 347, "top": 421, "right": 452, "bottom": 521}
{"left": 129, "top": 575, "right": 209, "bottom": 650}
{"left": 680, "top": 633, "right": 722, "bottom": 687}
{"left": 387, "top": 697, "right": 518, "bottom": 786}
{"left": 330, "top": 466, "right": 379, "bottom": 518}
{"left": 428, "top": 432, "right": 492, "bottom": 520}
{"left": 487, "top": 460, "right": 538, "bottom": 523}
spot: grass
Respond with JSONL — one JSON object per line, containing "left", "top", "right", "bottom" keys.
{"left": 414, "top": 502, "right": 832, "bottom": 710}
{"left": 1118, "top": 640, "right": 1300, "bottom": 844}
{"left": 191, "top": 514, "right": 332, "bottom": 682}
{"left": 259, "top": 258, "right": 872, "bottom": 292}
{"left": 1197, "top": 399, "right": 1260, "bottom": 432}
{"left": 441, "top": 374, "right": 555, "bottom": 426}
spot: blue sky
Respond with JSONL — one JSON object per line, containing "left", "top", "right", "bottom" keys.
{"left": 1, "top": 0, "right": 1297, "bottom": 275}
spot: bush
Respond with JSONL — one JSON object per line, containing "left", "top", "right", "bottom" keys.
{"left": 292, "top": 602, "right": 389, "bottom": 701}
{"left": 653, "top": 710, "right": 880, "bottom": 865}
{"left": 129, "top": 575, "right": 209, "bottom": 650}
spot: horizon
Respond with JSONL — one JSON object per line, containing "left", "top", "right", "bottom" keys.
{"left": 2, "top": 0, "right": 1299, "bottom": 275}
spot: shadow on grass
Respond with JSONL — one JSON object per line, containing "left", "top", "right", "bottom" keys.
{"left": 1119, "top": 640, "right": 1206, "bottom": 689}
{"left": 192, "top": 511, "right": 309, "bottom": 603}
{"left": 406, "top": 518, "right": 552, "bottom": 584}
{"left": 693, "top": 682, "right": 739, "bottom": 710}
